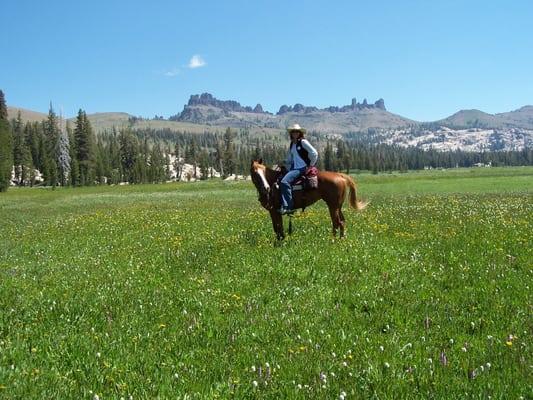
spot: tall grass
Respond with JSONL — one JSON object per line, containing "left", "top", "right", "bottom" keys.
{"left": 0, "top": 167, "right": 531, "bottom": 399}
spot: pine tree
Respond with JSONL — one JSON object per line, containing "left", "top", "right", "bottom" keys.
{"left": 149, "top": 144, "right": 165, "bottom": 183}
{"left": 20, "top": 142, "right": 34, "bottom": 186}
{"left": 185, "top": 138, "right": 198, "bottom": 179}
{"left": 67, "top": 123, "right": 79, "bottom": 186}
{"left": 74, "top": 110, "right": 96, "bottom": 185}
{"left": 215, "top": 140, "right": 225, "bottom": 178}
{"left": 323, "top": 141, "right": 333, "bottom": 172}
{"left": 223, "top": 128, "right": 236, "bottom": 177}
{"left": 173, "top": 141, "right": 183, "bottom": 181}
{"left": 43, "top": 104, "right": 60, "bottom": 187}
{"left": 198, "top": 149, "right": 210, "bottom": 180}
{"left": 12, "top": 111, "right": 24, "bottom": 184}
{"left": 57, "top": 123, "right": 71, "bottom": 186}
{"left": 0, "top": 90, "right": 13, "bottom": 192}
{"left": 119, "top": 130, "right": 138, "bottom": 183}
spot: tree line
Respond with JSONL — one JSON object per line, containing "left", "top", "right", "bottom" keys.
{"left": 1, "top": 90, "right": 532, "bottom": 192}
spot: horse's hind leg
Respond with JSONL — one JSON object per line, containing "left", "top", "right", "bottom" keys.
{"left": 328, "top": 206, "right": 342, "bottom": 237}
{"left": 339, "top": 209, "right": 346, "bottom": 238}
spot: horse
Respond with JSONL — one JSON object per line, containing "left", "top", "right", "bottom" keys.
{"left": 250, "top": 159, "right": 366, "bottom": 240}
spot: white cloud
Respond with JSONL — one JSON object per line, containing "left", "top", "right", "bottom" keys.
{"left": 164, "top": 68, "right": 180, "bottom": 77}
{"left": 188, "top": 55, "right": 206, "bottom": 69}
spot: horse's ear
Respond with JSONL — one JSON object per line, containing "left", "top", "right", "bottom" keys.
{"left": 258, "top": 158, "right": 263, "bottom": 164}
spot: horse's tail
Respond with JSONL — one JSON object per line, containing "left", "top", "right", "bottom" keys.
{"left": 339, "top": 173, "right": 367, "bottom": 210}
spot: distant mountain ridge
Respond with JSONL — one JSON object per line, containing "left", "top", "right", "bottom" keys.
{"left": 437, "top": 106, "right": 533, "bottom": 130}
{"left": 6, "top": 95, "right": 533, "bottom": 152}
{"left": 170, "top": 93, "right": 407, "bottom": 132}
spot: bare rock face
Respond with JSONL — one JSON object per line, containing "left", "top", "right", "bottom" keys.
{"left": 177, "top": 93, "right": 391, "bottom": 125}
{"left": 375, "top": 98, "right": 386, "bottom": 110}
{"left": 293, "top": 103, "right": 305, "bottom": 113}
{"left": 278, "top": 105, "right": 290, "bottom": 115}
{"left": 277, "top": 97, "right": 386, "bottom": 115}
{"left": 184, "top": 93, "right": 268, "bottom": 114}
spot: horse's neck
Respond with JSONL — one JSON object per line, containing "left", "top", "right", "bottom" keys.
{"left": 265, "top": 168, "right": 279, "bottom": 185}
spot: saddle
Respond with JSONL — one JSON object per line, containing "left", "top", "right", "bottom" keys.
{"left": 291, "top": 166, "right": 319, "bottom": 191}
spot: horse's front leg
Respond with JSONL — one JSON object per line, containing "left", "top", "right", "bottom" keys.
{"left": 269, "top": 209, "right": 285, "bottom": 240}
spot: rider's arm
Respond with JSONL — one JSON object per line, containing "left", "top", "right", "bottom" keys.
{"left": 301, "top": 139, "right": 318, "bottom": 167}
{"left": 285, "top": 146, "right": 293, "bottom": 170}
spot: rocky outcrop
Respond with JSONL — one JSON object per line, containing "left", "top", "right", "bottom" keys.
{"left": 185, "top": 93, "right": 267, "bottom": 114}
{"left": 375, "top": 98, "right": 386, "bottom": 110}
{"left": 175, "top": 93, "right": 271, "bottom": 122}
{"left": 175, "top": 93, "right": 389, "bottom": 125}
{"left": 276, "top": 97, "right": 387, "bottom": 115}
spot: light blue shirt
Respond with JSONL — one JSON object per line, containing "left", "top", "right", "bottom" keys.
{"left": 286, "top": 139, "right": 319, "bottom": 170}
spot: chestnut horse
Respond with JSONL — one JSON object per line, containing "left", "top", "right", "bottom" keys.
{"left": 250, "top": 159, "right": 366, "bottom": 240}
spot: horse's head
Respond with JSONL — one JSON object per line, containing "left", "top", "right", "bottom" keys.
{"left": 250, "top": 159, "right": 273, "bottom": 209}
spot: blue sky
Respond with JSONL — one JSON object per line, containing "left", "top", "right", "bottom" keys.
{"left": 1, "top": 0, "right": 532, "bottom": 121}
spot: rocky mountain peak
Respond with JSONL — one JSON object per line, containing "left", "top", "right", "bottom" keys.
{"left": 185, "top": 93, "right": 267, "bottom": 114}
{"left": 276, "top": 97, "right": 386, "bottom": 115}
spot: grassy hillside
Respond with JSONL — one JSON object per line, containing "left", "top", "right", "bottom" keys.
{"left": 7, "top": 106, "right": 48, "bottom": 123}
{"left": 1, "top": 167, "right": 531, "bottom": 398}
{"left": 438, "top": 106, "right": 533, "bottom": 129}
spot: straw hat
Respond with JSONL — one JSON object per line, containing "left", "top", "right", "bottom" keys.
{"left": 286, "top": 123, "right": 306, "bottom": 134}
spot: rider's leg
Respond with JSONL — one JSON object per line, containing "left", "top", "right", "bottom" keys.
{"left": 280, "top": 169, "right": 301, "bottom": 210}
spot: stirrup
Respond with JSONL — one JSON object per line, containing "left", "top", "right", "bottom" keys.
{"left": 278, "top": 207, "right": 294, "bottom": 215}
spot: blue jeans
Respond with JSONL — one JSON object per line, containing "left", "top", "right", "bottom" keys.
{"left": 280, "top": 167, "right": 307, "bottom": 209}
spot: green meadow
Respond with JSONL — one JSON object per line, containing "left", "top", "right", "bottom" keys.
{"left": 0, "top": 167, "right": 531, "bottom": 399}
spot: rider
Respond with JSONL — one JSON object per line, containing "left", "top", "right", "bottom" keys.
{"left": 278, "top": 124, "right": 318, "bottom": 215}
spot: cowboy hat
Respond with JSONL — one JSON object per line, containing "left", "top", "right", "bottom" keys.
{"left": 286, "top": 123, "right": 306, "bottom": 134}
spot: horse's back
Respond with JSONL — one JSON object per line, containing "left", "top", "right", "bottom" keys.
{"left": 318, "top": 170, "right": 347, "bottom": 186}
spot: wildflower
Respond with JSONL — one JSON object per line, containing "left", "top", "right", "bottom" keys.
{"left": 297, "top": 384, "right": 302, "bottom": 389}
{"left": 319, "top": 371, "right": 327, "bottom": 382}
{"left": 250, "top": 365, "right": 256, "bottom": 372}
{"left": 339, "top": 391, "right": 347, "bottom": 400}
{"left": 439, "top": 351, "right": 448, "bottom": 366}
{"left": 379, "top": 345, "right": 384, "bottom": 352}
{"left": 486, "top": 362, "right": 491, "bottom": 369}
{"left": 342, "top": 361, "right": 348, "bottom": 367}
{"left": 384, "top": 362, "right": 390, "bottom": 368}
{"left": 174, "top": 373, "right": 179, "bottom": 379}
{"left": 252, "top": 380, "right": 258, "bottom": 388}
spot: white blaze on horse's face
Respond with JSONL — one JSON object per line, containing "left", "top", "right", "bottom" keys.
{"left": 257, "top": 167, "right": 270, "bottom": 191}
